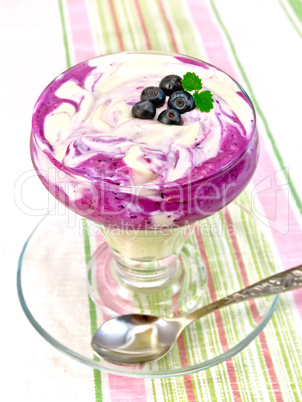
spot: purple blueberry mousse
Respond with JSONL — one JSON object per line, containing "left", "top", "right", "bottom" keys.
{"left": 31, "top": 52, "right": 258, "bottom": 229}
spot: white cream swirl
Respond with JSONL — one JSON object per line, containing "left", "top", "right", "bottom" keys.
{"left": 40, "top": 52, "right": 254, "bottom": 186}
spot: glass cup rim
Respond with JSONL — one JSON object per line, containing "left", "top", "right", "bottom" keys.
{"left": 31, "top": 50, "right": 257, "bottom": 191}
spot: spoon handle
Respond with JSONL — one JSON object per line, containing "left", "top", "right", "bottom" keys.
{"left": 185, "top": 265, "right": 302, "bottom": 324}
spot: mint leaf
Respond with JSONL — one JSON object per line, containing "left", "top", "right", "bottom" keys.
{"left": 182, "top": 72, "right": 214, "bottom": 113}
{"left": 193, "top": 90, "right": 214, "bottom": 113}
{"left": 182, "top": 72, "right": 203, "bottom": 92}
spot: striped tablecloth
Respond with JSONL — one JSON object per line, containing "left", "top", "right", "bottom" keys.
{"left": 5, "top": 0, "right": 302, "bottom": 401}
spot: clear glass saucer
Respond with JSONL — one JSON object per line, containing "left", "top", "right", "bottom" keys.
{"left": 17, "top": 194, "right": 280, "bottom": 378}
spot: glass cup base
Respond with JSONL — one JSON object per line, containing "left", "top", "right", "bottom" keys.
{"left": 17, "top": 197, "right": 280, "bottom": 378}
{"left": 87, "top": 237, "right": 208, "bottom": 317}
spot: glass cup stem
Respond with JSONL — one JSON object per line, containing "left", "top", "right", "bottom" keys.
{"left": 104, "top": 225, "right": 190, "bottom": 289}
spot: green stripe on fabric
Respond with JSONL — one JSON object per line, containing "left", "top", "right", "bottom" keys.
{"left": 210, "top": 0, "right": 302, "bottom": 215}
{"left": 271, "top": 306, "right": 301, "bottom": 400}
{"left": 277, "top": 298, "right": 302, "bottom": 399}
{"left": 278, "top": 0, "right": 302, "bottom": 37}
{"left": 117, "top": 0, "right": 139, "bottom": 49}
{"left": 137, "top": 0, "right": 173, "bottom": 51}
{"left": 58, "top": 0, "right": 71, "bottom": 68}
{"left": 94, "top": 0, "right": 120, "bottom": 53}
{"left": 86, "top": 0, "right": 106, "bottom": 54}
{"left": 151, "top": 379, "right": 158, "bottom": 402}
{"left": 287, "top": 0, "right": 302, "bottom": 23}
{"left": 82, "top": 220, "right": 103, "bottom": 402}
{"left": 164, "top": 0, "right": 201, "bottom": 56}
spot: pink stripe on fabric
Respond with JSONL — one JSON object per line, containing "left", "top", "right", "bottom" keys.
{"left": 134, "top": 0, "right": 152, "bottom": 50}
{"left": 177, "top": 335, "right": 197, "bottom": 401}
{"left": 108, "top": 374, "right": 147, "bottom": 401}
{"left": 158, "top": 0, "right": 179, "bottom": 53}
{"left": 195, "top": 227, "right": 242, "bottom": 401}
{"left": 186, "top": 0, "right": 235, "bottom": 75}
{"left": 65, "top": 0, "right": 96, "bottom": 63}
{"left": 257, "top": 332, "right": 284, "bottom": 402}
{"left": 108, "top": 0, "right": 125, "bottom": 51}
{"left": 292, "top": 289, "right": 302, "bottom": 314}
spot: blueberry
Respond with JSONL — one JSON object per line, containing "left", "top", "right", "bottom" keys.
{"left": 158, "top": 109, "right": 182, "bottom": 125}
{"left": 141, "top": 86, "right": 166, "bottom": 107}
{"left": 132, "top": 100, "right": 156, "bottom": 119}
{"left": 159, "top": 75, "right": 183, "bottom": 95}
{"left": 168, "top": 90, "right": 195, "bottom": 114}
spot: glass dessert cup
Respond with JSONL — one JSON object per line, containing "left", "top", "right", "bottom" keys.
{"left": 30, "top": 51, "right": 259, "bottom": 317}
{"left": 23, "top": 51, "right": 279, "bottom": 375}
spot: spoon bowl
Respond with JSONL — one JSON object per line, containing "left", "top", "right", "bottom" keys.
{"left": 92, "top": 265, "right": 302, "bottom": 365}
{"left": 92, "top": 315, "right": 183, "bottom": 365}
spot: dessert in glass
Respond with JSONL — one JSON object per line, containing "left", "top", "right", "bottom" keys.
{"left": 30, "top": 51, "right": 258, "bottom": 317}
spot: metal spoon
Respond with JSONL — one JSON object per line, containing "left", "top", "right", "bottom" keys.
{"left": 91, "top": 265, "right": 302, "bottom": 365}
